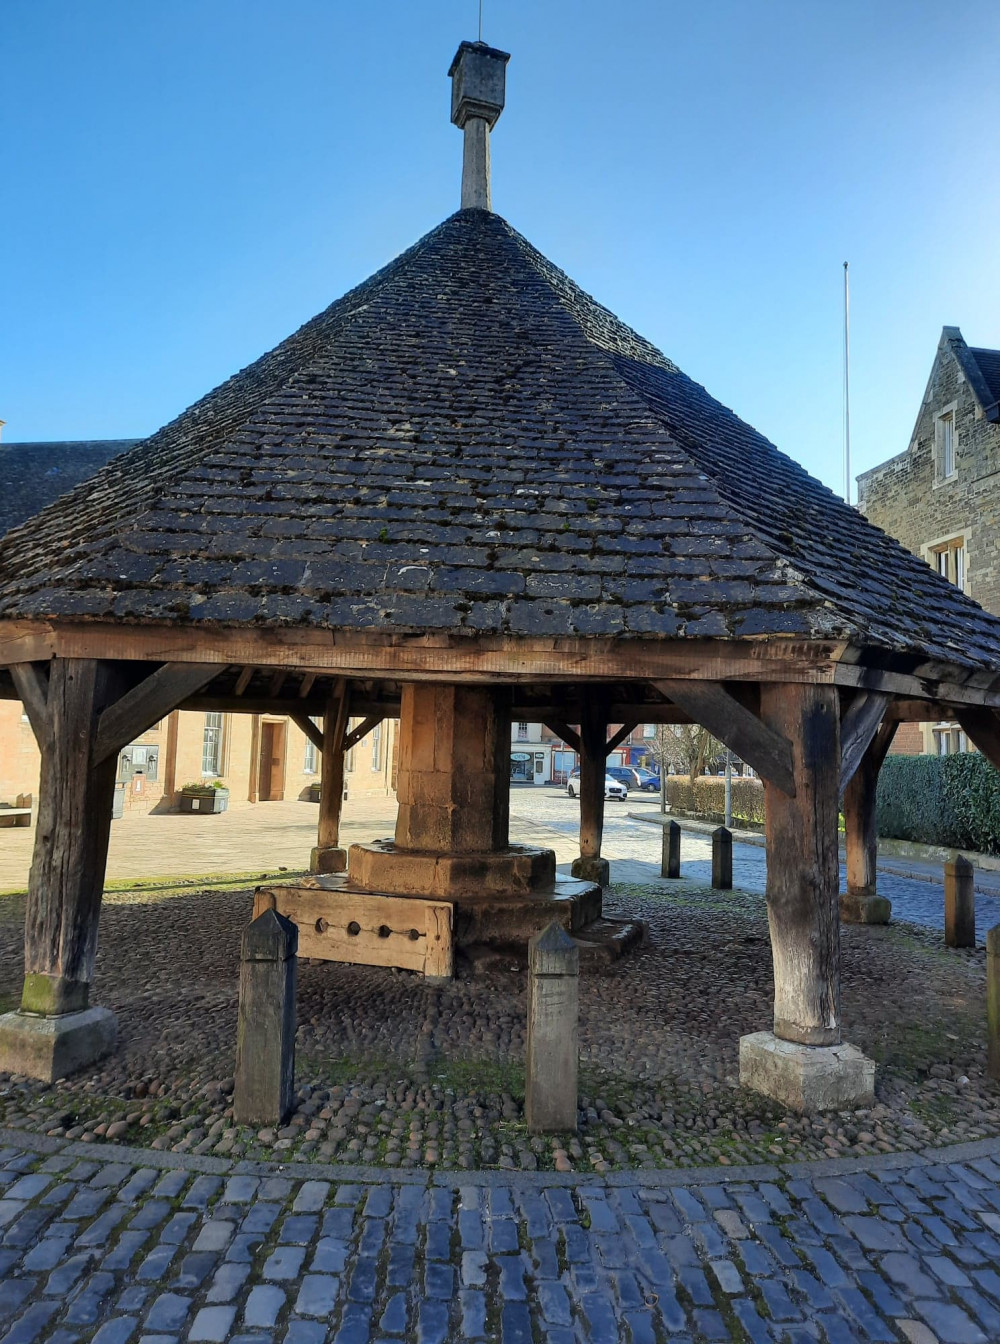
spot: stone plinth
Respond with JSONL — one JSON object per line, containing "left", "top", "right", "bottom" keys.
{"left": 739, "top": 1031, "right": 875, "bottom": 1112}
{"left": 310, "top": 845, "right": 347, "bottom": 875}
{"left": 350, "top": 838, "right": 556, "bottom": 901}
{"left": 840, "top": 891, "right": 891, "bottom": 925}
{"left": 570, "top": 856, "right": 610, "bottom": 886}
{"left": 0, "top": 1007, "right": 116, "bottom": 1082}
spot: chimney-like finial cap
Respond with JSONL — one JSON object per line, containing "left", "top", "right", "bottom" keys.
{"left": 449, "top": 40, "right": 510, "bottom": 129}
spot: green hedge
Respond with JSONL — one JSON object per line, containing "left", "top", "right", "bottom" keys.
{"left": 876, "top": 753, "right": 1000, "bottom": 854}
{"left": 665, "top": 776, "right": 765, "bottom": 827}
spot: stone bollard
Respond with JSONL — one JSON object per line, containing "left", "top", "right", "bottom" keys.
{"left": 989, "top": 926, "right": 1000, "bottom": 1081}
{"left": 234, "top": 909, "right": 298, "bottom": 1127}
{"left": 712, "top": 826, "right": 733, "bottom": 890}
{"left": 526, "top": 922, "right": 579, "bottom": 1134}
{"left": 944, "top": 855, "right": 976, "bottom": 949}
{"left": 661, "top": 820, "right": 681, "bottom": 879}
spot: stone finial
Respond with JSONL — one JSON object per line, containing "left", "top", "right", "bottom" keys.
{"left": 448, "top": 40, "right": 510, "bottom": 211}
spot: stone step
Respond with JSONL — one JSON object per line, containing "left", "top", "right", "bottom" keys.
{"left": 573, "top": 917, "right": 646, "bottom": 968}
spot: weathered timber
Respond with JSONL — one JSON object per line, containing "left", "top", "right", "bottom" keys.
{"left": 290, "top": 712, "right": 324, "bottom": 753}
{"left": 254, "top": 884, "right": 453, "bottom": 978}
{"left": 343, "top": 714, "right": 385, "bottom": 753}
{"left": 526, "top": 922, "right": 579, "bottom": 1133}
{"left": 233, "top": 909, "right": 298, "bottom": 1127}
{"left": 988, "top": 925, "right": 1000, "bottom": 1081}
{"left": 842, "top": 720, "right": 896, "bottom": 925}
{"left": 233, "top": 666, "right": 254, "bottom": 696}
{"left": 887, "top": 698, "right": 954, "bottom": 722}
{"left": 662, "top": 820, "right": 681, "bottom": 879}
{"left": 92, "top": 663, "right": 218, "bottom": 766}
{"left": 759, "top": 681, "right": 841, "bottom": 1047}
{"left": 22, "top": 659, "right": 126, "bottom": 1017}
{"left": 311, "top": 685, "right": 349, "bottom": 874}
{"left": 543, "top": 720, "right": 582, "bottom": 754}
{"left": 839, "top": 689, "right": 890, "bottom": 795}
{"left": 604, "top": 721, "right": 637, "bottom": 756}
{"left": 571, "top": 695, "right": 610, "bottom": 886}
{"left": 944, "top": 856, "right": 976, "bottom": 949}
{"left": 298, "top": 671, "right": 317, "bottom": 699}
{"left": 653, "top": 679, "right": 796, "bottom": 797}
{"left": 956, "top": 707, "right": 1000, "bottom": 772}
{"left": 10, "top": 662, "right": 51, "bottom": 745}
{"left": 712, "top": 827, "right": 733, "bottom": 890}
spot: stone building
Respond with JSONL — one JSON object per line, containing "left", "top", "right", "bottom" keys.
{"left": 858, "top": 327, "right": 1000, "bottom": 753}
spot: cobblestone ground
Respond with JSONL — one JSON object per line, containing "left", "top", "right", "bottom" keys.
{"left": 3, "top": 1130, "right": 1000, "bottom": 1344}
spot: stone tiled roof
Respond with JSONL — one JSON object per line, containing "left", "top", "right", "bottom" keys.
{"left": 0, "top": 440, "right": 138, "bottom": 538}
{"left": 970, "top": 347, "right": 1000, "bottom": 413}
{"left": 2, "top": 210, "right": 1000, "bottom": 670}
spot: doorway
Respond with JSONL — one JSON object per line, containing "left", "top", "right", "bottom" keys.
{"left": 258, "top": 720, "right": 287, "bottom": 801}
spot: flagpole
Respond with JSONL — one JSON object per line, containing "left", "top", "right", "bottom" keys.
{"left": 843, "top": 261, "right": 852, "bottom": 505}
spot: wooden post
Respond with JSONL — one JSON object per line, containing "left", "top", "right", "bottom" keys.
{"left": 759, "top": 682, "right": 842, "bottom": 1047}
{"left": 311, "top": 684, "right": 349, "bottom": 873}
{"left": 661, "top": 820, "right": 681, "bottom": 879}
{"left": 712, "top": 826, "right": 733, "bottom": 890}
{"left": 572, "top": 698, "right": 609, "bottom": 885}
{"left": 526, "top": 922, "right": 579, "bottom": 1134}
{"left": 0, "top": 659, "right": 124, "bottom": 1081}
{"left": 944, "top": 855, "right": 976, "bottom": 949}
{"left": 841, "top": 720, "right": 895, "bottom": 925}
{"left": 234, "top": 909, "right": 298, "bottom": 1126}
{"left": 988, "top": 925, "right": 1000, "bottom": 1081}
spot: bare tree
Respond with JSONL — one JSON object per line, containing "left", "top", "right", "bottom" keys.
{"left": 648, "top": 725, "right": 723, "bottom": 809}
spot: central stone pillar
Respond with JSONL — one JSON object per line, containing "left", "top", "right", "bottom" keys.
{"left": 349, "top": 682, "right": 599, "bottom": 946}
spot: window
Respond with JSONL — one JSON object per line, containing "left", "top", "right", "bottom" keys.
{"left": 933, "top": 725, "right": 968, "bottom": 755}
{"left": 935, "top": 408, "right": 957, "bottom": 482}
{"left": 932, "top": 537, "right": 966, "bottom": 590}
{"left": 303, "top": 716, "right": 320, "bottom": 774}
{"left": 643, "top": 723, "right": 656, "bottom": 739}
{"left": 202, "top": 713, "right": 224, "bottom": 776}
{"left": 371, "top": 720, "right": 382, "bottom": 771}
{"left": 516, "top": 722, "right": 529, "bottom": 741}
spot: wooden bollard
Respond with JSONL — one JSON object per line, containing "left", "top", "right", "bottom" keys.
{"left": 661, "top": 820, "right": 681, "bottom": 879}
{"left": 988, "top": 926, "right": 1000, "bottom": 1081}
{"left": 526, "top": 922, "right": 579, "bottom": 1134}
{"left": 234, "top": 909, "right": 298, "bottom": 1127}
{"left": 712, "top": 826, "right": 733, "bottom": 890}
{"left": 944, "top": 855, "right": 976, "bottom": 949}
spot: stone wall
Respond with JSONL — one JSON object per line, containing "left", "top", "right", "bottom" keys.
{"left": 858, "top": 330, "right": 1000, "bottom": 755}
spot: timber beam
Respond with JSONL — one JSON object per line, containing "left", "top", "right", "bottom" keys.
{"left": 839, "top": 690, "right": 890, "bottom": 795}
{"left": 343, "top": 715, "right": 385, "bottom": 754}
{"left": 653, "top": 679, "right": 796, "bottom": 797}
{"left": 955, "top": 706, "right": 1000, "bottom": 771}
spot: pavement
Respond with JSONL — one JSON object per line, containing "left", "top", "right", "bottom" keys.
{"left": 3, "top": 1128, "right": 1000, "bottom": 1344}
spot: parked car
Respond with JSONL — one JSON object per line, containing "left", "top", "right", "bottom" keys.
{"left": 566, "top": 769, "right": 628, "bottom": 801}
{"left": 605, "top": 766, "right": 640, "bottom": 791}
{"left": 634, "top": 768, "right": 661, "bottom": 792}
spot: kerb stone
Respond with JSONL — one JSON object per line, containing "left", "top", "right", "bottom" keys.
{"left": 738, "top": 1031, "right": 875, "bottom": 1113}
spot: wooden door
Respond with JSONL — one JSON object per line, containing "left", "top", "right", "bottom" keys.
{"left": 258, "top": 721, "right": 287, "bottom": 802}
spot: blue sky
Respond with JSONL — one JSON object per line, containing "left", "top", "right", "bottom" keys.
{"left": 3, "top": 0, "right": 999, "bottom": 497}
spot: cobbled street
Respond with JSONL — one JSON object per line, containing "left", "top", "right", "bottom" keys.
{"left": 514, "top": 790, "right": 1000, "bottom": 944}
{"left": 4, "top": 1130, "right": 1000, "bottom": 1344}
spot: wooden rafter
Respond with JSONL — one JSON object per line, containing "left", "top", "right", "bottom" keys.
{"left": 605, "top": 721, "right": 637, "bottom": 757}
{"left": 653, "top": 678, "right": 796, "bottom": 797}
{"left": 93, "top": 663, "right": 220, "bottom": 766}
{"left": 343, "top": 714, "right": 384, "bottom": 753}
{"left": 956, "top": 706, "right": 1000, "bottom": 771}
{"left": 10, "top": 662, "right": 51, "bottom": 745}
{"left": 839, "top": 690, "right": 890, "bottom": 795}
{"left": 542, "top": 720, "right": 582, "bottom": 754}
{"left": 290, "top": 712, "right": 324, "bottom": 752}
{"left": 233, "top": 666, "right": 254, "bottom": 696}
{"left": 299, "top": 671, "right": 317, "bottom": 700}
{"left": 268, "top": 669, "right": 287, "bottom": 698}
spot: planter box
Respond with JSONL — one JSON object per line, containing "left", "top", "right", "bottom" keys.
{"left": 179, "top": 789, "right": 229, "bottom": 815}
{"left": 308, "top": 782, "right": 322, "bottom": 803}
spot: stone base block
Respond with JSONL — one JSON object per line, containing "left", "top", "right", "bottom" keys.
{"left": 840, "top": 890, "right": 891, "bottom": 925}
{"left": 570, "top": 856, "right": 610, "bottom": 886}
{"left": 0, "top": 1007, "right": 117, "bottom": 1082}
{"left": 739, "top": 1031, "right": 875, "bottom": 1113}
{"left": 310, "top": 846, "right": 347, "bottom": 875}
{"left": 349, "top": 839, "right": 557, "bottom": 900}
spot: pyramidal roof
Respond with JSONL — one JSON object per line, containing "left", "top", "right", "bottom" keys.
{"left": 3, "top": 207, "right": 1000, "bottom": 671}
